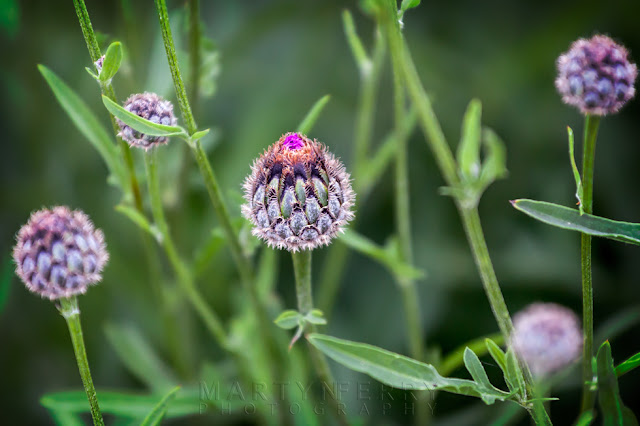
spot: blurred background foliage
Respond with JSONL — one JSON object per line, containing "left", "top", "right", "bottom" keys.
{"left": 1, "top": 0, "right": 640, "bottom": 424}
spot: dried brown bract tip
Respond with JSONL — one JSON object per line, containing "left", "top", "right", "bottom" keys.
{"left": 13, "top": 206, "right": 109, "bottom": 300}
{"left": 242, "top": 132, "right": 355, "bottom": 252}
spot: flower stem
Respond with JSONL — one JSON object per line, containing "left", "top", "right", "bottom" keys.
{"left": 152, "top": 3, "right": 290, "bottom": 420}
{"left": 71, "top": 0, "right": 188, "bottom": 375}
{"left": 292, "top": 250, "right": 349, "bottom": 426}
{"left": 579, "top": 114, "right": 600, "bottom": 413}
{"left": 72, "top": 0, "right": 143, "bottom": 210}
{"left": 380, "top": 2, "right": 550, "bottom": 423}
{"left": 145, "top": 149, "right": 228, "bottom": 348}
{"left": 58, "top": 296, "right": 105, "bottom": 426}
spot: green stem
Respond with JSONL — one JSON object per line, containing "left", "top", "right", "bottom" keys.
{"left": 317, "top": 25, "right": 386, "bottom": 316}
{"left": 579, "top": 114, "right": 600, "bottom": 413}
{"left": 292, "top": 251, "right": 349, "bottom": 426}
{"left": 145, "top": 150, "right": 228, "bottom": 348}
{"left": 380, "top": 2, "right": 550, "bottom": 423}
{"left": 58, "top": 297, "right": 105, "bottom": 426}
{"left": 72, "top": 0, "right": 143, "bottom": 211}
{"left": 154, "top": 0, "right": 197, "bottom": 134}
{"left": 188, "top": 0, "right": 201, "bottom": 110}
{"left": 71, "top": 0, "right": 188, "bottom": 374}
{"left": 389, "top": 20, "right": 424, "bottom": 364}
{"left": 153, "top": 3, "right": 290, "bottom": 420}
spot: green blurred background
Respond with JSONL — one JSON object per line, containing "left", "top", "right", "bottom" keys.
{"left": 2, "top": 0, "right": 640, "bottom": 424}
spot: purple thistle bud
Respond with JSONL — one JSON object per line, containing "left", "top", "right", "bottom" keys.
{"left": 510, "top": 303, "right": 582, "bottom": 378}
{"left": 117, "top": 92, "right": 177, "bottom": 150}
{"left": 13, "top": 207, "right": 109, "bottom": 300}
{"left": 242, "top": 132, "right": 355, "bottom": 252}
{"left": 556, "top": 35, "right": 637, "bottom": 115}
{"left": 94, "top": 55, "right": 105, "bottom": 75}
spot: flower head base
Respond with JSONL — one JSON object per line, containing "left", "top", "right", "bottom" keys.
{"left": 556, "top": 35, "right": 637, "bottom": 115}
{"left": 117, "top": 92, "right": 177, "bottom": 150}
{"left": 13, "top": 207, "right": 108, "bottom": 300}
{"left": 242, "top": 132, "right": 355, "bottom": 251}
{"left": 510, "top": 303, "right": 582, "bottom": 378}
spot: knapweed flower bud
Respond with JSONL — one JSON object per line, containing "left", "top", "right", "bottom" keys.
{"left": 117, "top": 92, "right": 177, "bottom": 150}
{"left": 13, "top": 207, "right": 108, "bottom": 300}
{"left": 94, "top": 55, "right": 105, "bottom": 75}
{"left": 242, "top": 132, "right": 355, "bottom": 251}
{"left": 556, "top": 35, "right": 637, "bottom": 115}
{"left": 510, "top": 303, "right": 582, "bottom": 378}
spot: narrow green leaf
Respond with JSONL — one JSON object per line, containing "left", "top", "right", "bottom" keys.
{"left": 457, "top": 99, "right": 482, "bottom": 181}
{"left": 575, "top": 410, "right": 595, "bottom": 426}
{"left": 485, "top": 339, "right": 508, "bottom": 381}
{"left": 102, "top": 96, "right": 187, "bottom": 138}
{"left": 41, "top": 390, "right": 202, "bottom": 418}
{"left": 274, "top": 310, "right": 301, "bottom": 330}
{"left": 400, "top": 0, "right": 421, "bottom": 13}
{"left": 85, "top": 67, "right": 100, "bottom": 81}
{"left": 463, "top": 347, "right": 495, "bottom": 391}
{"left": 255, "top": 247, "right": 278, "bottom": 299}
{"left": 115, "top": 204, "right": 162, "bottom": 243}
{"left": 139, "top": 386, "right": 180, "bottom": 426}
{"left": 192, "top": 228, "right": 226, "bottom": 279}
{"left": 342, "top": 10, "right": 370, "bottom": 71}
{"left": 49, "top": 410, "right": 85, "bottom": 426}
{"left": 478, "top": 128, "right": 508, "bottom": 190}
{"left": 190, "top": 128, "right": 210, "bottom": 141}
{"left": 439, "top": 333, "right": 504, "bottom": 376}
{"left": 505, "top": 350, "right": 525, "bottom": 397}
{"left": 100, "top": 41, "right": 123, "bottom": 82}
{"left": 308, "top": 334, "right": 511, "bottom": 404}
{"left": 511, "top": 199, "right": 640, "bottom": 246}
{"left": 597, "top": 341, "right": 625, "bottom": 426}
{"left": 615, "top": 352, "right": 640, "bottom": 377}
{"left": 38, "top": 65, "right": 126, "bottom": 188}
{"left": 296, "top": 94, "right": 331, "bottom": 135}
{"left": 567, "top": 126, "right": 584, "bottom": 214}
{"left": 305, "top": 309, "right": 327, "bottom": 325}
{"left": 339, "top": 229, "right": 425, "bottom": 281}
{"left": 104, "top": 323, "right": 178, "bottom": 392}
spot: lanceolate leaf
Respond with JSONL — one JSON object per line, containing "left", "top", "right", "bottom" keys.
{"left": 308, "top": 334, "right": 511, "bottom": 405}
{"left": 339, "top": 229, "right": 425, "bottom": 282}
{"left": 104, "top": 323, "right": 178, "bottom": 392}
{"left": 457, "top": 99, "right": 482, "bottom": 182}
{"left": 102, "top": 95, "right": 187, "bottom": 138}
{"left": 40, "top": 390, "right": 202, "bottom": 418}
{"left": 512, "top": 199, "right": 640, "bottom": 246}
{"left": 139, "top": 386, "right": 180, "bottom": 426}
{"left": 596, "top": 341, "right": 639, "bottom": 426}
{"left": 38, "top": 65, "right": 127, "bottom": 189}
{"left": 100, "top": 41, "right": 123, "bottom": 82}
{"left": 615, "top": 352, "right": 640, "bottom": 377}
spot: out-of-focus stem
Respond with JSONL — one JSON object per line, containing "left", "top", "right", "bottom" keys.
{"left": 145, "top": 150, "right": 228, "bottom": 348}
{"left": 579, "top": 114, "right": 600, "bottom": 413}
{"left": 380, "top": 1, "right": 549, "bottom": 423}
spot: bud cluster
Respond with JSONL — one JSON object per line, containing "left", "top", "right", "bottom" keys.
{"left": 117, "top": 92, "right": 177, "bottom": 150}
{"left": 510, "top": 303, "right": 582, "bottom": 378}
{"left": 556, "top": 35, "right": 637, "bottom": 115}
{"left": 13, "top": 207, "right": 108, "bottom": 300}
{"left": 242, "top": 133, "right": 355, "bottom": 251}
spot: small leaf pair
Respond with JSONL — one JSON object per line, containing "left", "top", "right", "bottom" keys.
{"left": 274, "top": 309, "right": 327, "bottom": 348}
{"left": 85, "top": 41, "right": 123, "bottom": 84}
{"left": 442, "top": 99, "right": 508, "bottom": 207}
